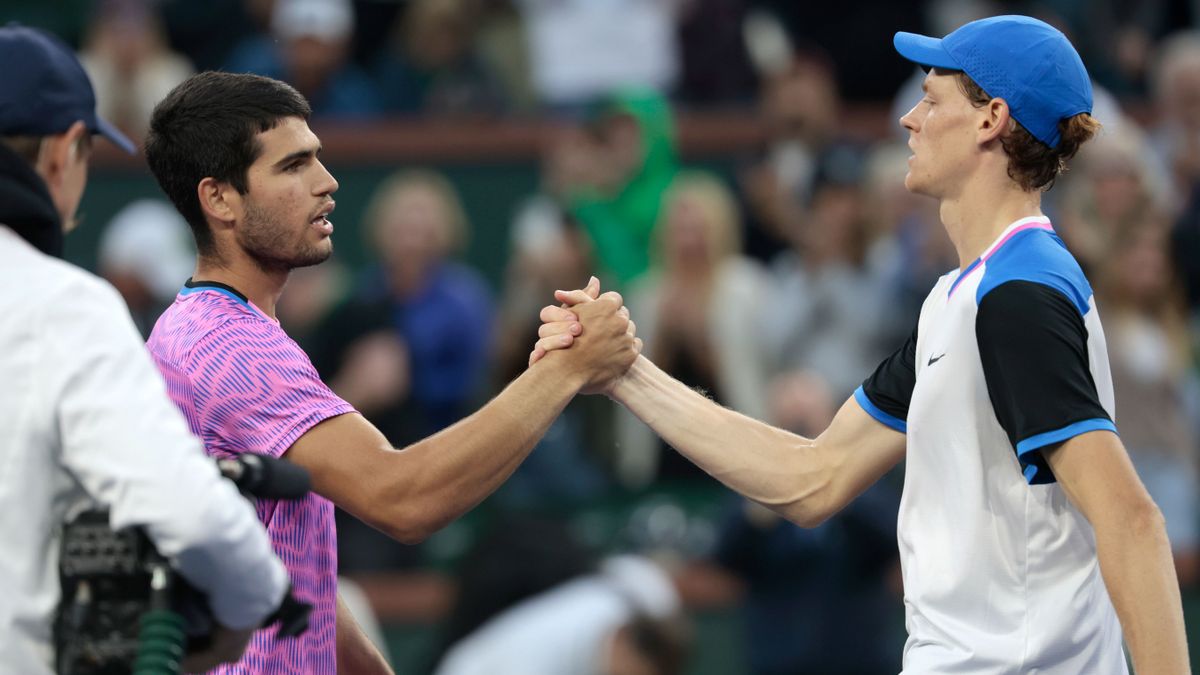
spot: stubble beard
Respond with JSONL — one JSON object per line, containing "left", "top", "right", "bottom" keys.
{"left": 239, "top": 200, "right": 332, "bottom": 274}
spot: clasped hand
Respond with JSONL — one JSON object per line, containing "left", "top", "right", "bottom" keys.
{"left": 528, "top": 276, "right": 641, "bottom": 394}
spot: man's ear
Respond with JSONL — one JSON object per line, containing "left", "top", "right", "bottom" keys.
{"left": 978, "top": 98, "right": 1011, "bottom": 146}
{"left": 197, "top": 176, "right": 240, "bottom": 233}
{"left": 36, "top": 120, "right": 89, "bottom": 188}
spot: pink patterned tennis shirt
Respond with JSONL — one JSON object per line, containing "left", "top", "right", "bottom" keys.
{"left": 147, "top": 280, "right": 355, "bottom": 674}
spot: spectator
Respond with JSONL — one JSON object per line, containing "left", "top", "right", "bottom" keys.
{"left": 517, "top": 0, "right": 680, "bottom": 109}
{"left": 675, "top": 0, "right": 757, "bottom": 104}
{"left": 737, "top": 52, "right": 841, "bottom": 262}
{"left": 761, "top": 145, "right": 896, "bottom": 399}
{"left": 1095, "top": 218, "right": 1200, "bottom": 586}
{"left": 618, "top": 171, "right": 770, "bottom": 488}
{"left": 97, "top": 198, "right": 195, "bottom": 338}
{"left": 276, "top": 260, "right": 351, "bottom": 351}
{"left": 436, "top": 552, "right": 688, "bottom": 675}
{"left": 160, "top": 0, "right": 267, "bottom": 72}
{"left": 310, "top": 169, "right": 494, "bottom": 440}
{"left": 373, "top": 0, "right": 506, "bottom": 116}
{"left": 713, "top": 371, "right": 902, "bottom": 675}
{"left": 1058, "top": 124, "right": 1170, "bottom": 273}
{"left": 78, "top": 0, "right": 193, "bottom": 140}
{"left": 224, "top": 0, "right": 382, "bottom": 120}
{"left": 860, "top": 141, "right": 954, "bottom": 348}
{"left": 1148, "top": 30, "right": 1200, "bottom": 213}
{"left": 566, "top": 89, "right": 678, "bottom": 288}
{"left": 491, "top": 153, "right": 610, "bottom": 507}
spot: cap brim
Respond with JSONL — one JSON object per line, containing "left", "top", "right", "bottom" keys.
{"left": 95, "top": 116, "right": 136, "bottom": 155}
{"left": 894, "top": 32, "right": 960, "bottom": 70}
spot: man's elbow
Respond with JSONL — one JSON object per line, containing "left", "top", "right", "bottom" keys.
{"left": 375, "top": 503, "right": 445, "bottom": 545}
{"left": 1092, "top": 488, "right": 1167, "bottom": 545}
{"left": 764, "top": 477, "right": 840, "bottom": 528}
{"left": 357, "top": 483, "right": 441, "bottom": 545}
{"left": 1124, "top": 494, "right": 1167, "bottom": 539}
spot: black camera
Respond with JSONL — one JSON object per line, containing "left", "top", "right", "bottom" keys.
{"left": 54, "top": 454, "right": 313, "bottom": 675}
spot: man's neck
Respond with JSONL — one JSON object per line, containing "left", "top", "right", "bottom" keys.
{"left": 193, "top": 256, "right": 288, "bottom": 319}
{"left": 938, "top": 177, "right": 1043, "bottom": 269}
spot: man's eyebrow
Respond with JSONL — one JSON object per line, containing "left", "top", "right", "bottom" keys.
{"left": 921, "top": 79, "right": 930, "bottom": 93}
{"left": 272, "top": 145, "right": 322, "bottom": 168}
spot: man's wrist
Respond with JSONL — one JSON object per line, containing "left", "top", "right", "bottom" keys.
{"left": 531, "top": 349, "right": 589, "bottom": 395}
{"left": 607, "top": 355, "right": 648, "bottom": 403}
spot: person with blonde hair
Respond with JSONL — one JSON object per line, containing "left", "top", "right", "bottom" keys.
{"left": 1094, "top": 219, "right": 1200, "bottom": 587}
{"left": 615, "top": 171, "right": 769, "bottom": 486}
{"left": 311, "top": 168, "right": 493, "bottom": 439}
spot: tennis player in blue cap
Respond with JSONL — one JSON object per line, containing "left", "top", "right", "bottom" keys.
{"left": 535, "top": 14, "right": 1189, "bottom": 674}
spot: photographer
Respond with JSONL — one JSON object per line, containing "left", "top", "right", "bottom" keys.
{"left": 0, "top": 26, "right": 288, "bottom": 674}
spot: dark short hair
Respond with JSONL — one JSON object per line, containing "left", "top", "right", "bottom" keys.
{"left": 944, "top": 69, "right": 1100, "bottom": 192}
{"left": 144, "top": 72, "right": 311, "bottom": 256}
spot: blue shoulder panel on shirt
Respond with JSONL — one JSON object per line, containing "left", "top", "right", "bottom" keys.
{"left": 975, "top": 228, "right": 1092, "bottom": 315}
{"left": 854, "top": 386, "right": 907, "bottom": 434}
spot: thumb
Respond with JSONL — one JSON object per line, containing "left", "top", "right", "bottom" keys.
{"left": 585, "top": 276, "right": 601, "bottom": 299}
{"left": 555, "top": 288, "right": 595, "bottom": 307}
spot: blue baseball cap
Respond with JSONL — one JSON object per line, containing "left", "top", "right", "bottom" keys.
{"left": 893, "top": 15, "right": 1092, "bottom": 149}
{"left": 0, "top": 24, "right": 135, "bottom": 154}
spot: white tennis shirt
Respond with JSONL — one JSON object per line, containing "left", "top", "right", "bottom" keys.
{"left": 856, "top": 218, "right": 1126, "bottom": 674}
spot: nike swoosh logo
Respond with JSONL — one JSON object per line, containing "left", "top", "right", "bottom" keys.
{"left": 927, "top": 353, "right": 946, "bottom": 366}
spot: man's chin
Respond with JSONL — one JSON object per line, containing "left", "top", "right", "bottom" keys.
{"left": 292, "top": 243, "right": 333, "bottom": 270}
{"left": 903, "top": 173, "right": 932, "bottom": 198}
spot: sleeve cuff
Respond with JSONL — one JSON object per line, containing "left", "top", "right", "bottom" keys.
{"left": 264, "top": 403, "right": 356, "bottom": 458}
{"left": 854, "top": 386, "right": 907, "bottom": 434}
{"left": 1015, "top": 417, "right": 1118, "bottom": 484}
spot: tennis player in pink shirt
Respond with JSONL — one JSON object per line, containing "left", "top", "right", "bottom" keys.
{"left": 143, "top": 71, "right": 639, "bottom": 674}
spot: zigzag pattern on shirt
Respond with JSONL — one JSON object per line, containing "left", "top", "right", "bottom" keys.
{"left": 147, "top": 290, "right": 352, "bottom": 674}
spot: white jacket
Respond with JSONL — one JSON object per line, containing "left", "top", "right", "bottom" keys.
{"left": 0, "top": 226, "right": 288, "bottom": 673}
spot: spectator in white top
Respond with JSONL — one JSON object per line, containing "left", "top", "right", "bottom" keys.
{"left": 435, "top": 555, "right": 688, "bottom": 675}
{"left": 0, "top": 25, "right": 287, "bottom": 674}
{"left": 78, "top": 0, "right": 194, "bottom": 141}
{"left": 517, "top": 0, "right": 680, "bottom": 108}
{"left": 97, "top": 198, "right": 196, "bottom": 337}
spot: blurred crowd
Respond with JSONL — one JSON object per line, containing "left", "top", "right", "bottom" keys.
{"left": 21, "top": 0, "right": 1200, "bottom": 671}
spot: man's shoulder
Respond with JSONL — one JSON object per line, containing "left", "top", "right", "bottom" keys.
{"left": 977, "top": 227, "right": 1091, "bottom": 315}
{"left": 149, "top": 292, "right": 278, "bottom": 365}
{"left": 0, "top": 227, "right": 127, "bottom": 316}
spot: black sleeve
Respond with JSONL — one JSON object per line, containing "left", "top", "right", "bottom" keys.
{"left": 976, "top": 280, "right": 1115, "bottom": 484}
{"left": 858, "top": 319, "right": 918, "bottom": 432}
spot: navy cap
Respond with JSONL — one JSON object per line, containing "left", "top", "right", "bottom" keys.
{"left": 0, "top": 24, "right": 135, "bottom": 154}
{"left": 894, "top": 15, "right": 1092, "bottom": 149}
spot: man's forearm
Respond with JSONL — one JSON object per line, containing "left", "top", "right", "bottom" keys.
{"left": 1096, "top": 509, "right": 1189, "bottom": 674}
{"left": 611, "top": 356, "right": 885, "bottom": 526}
{"left": 544, "top": 289, "right": 905, "bottom": 523}
{"left": 336, "top": 593, "right": 393, "bottom": 675}
{"left": 386, "top": 352, "right": 584, "bottom": 537}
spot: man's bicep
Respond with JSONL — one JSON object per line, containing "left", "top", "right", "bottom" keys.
{"left": 856, "top": 317, "right": 918, "bottom": 433}
{"left": 976, "top": 281, "right": 1114, "bottom": 484}
{"left": 283, "top": 412, "right": 393, "bottom": 519}
{"left": 815, "top": 396, "right": 907, "bottom": 508}
{"left": 1043, "top": 430, "right": 1152, "bottom": 528}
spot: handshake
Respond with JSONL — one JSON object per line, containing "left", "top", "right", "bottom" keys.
{"left": 526, "top": 276, "right": 643, "bottom": 395}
